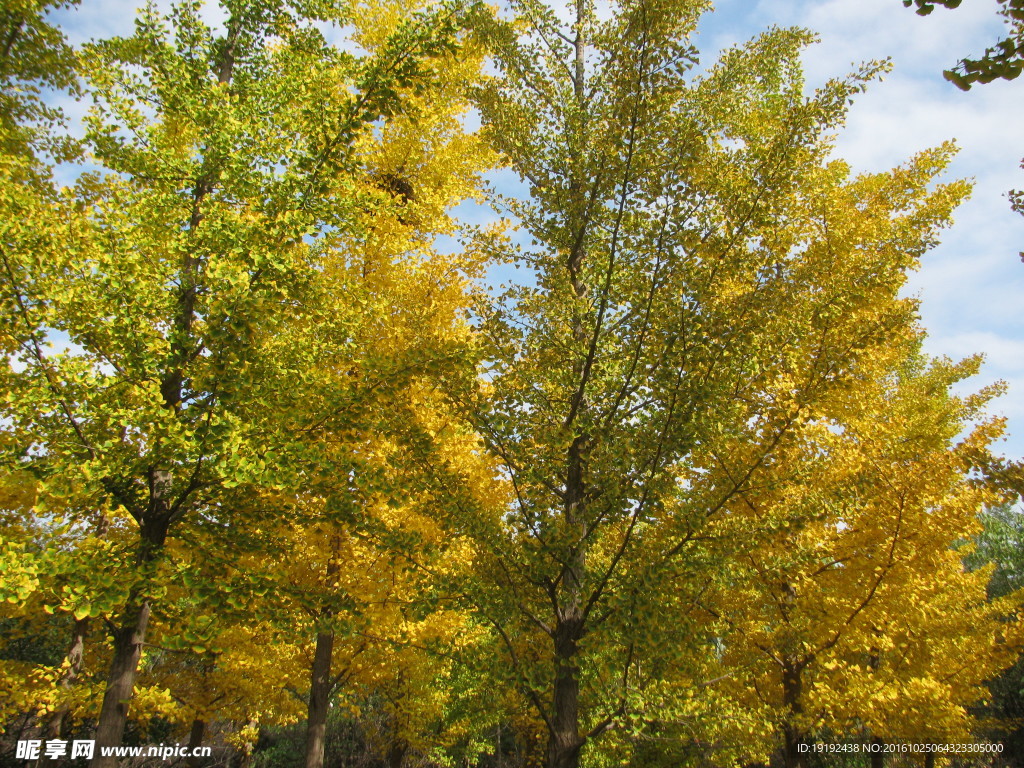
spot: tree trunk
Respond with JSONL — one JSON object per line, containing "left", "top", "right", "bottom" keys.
{"left": 90, "top": 470, "right": 171, "bottom": 768}
{"left": 42, "top": 616, "right": 89, "bottom": 740}
{"left": 870, "top": 737, "right": 884, "bottom": 768}
{"left": 780, "top": 725, "right": 805, "bottom": 768}
{"left": 90, "top": 600, "right": 152, "bottom": 768}
{"left": 304, "top": 630, "right": 335, "bottom": 768}
{"left": 305, "top": 534, "right": 342, "bottom": 768}
{"left": 45, "top": 509, "right": 108, "bottom": 745}
{"left": 547, "top": 0, "right": 590, "bottom": 764}
{"left": 546, "top": 346, "right": 589, "bottom": 768}
{"left": 547, "top": 653, "right": 583, "bottom": 768}
{"left": 385, "top": 739, "right": 407, "bottom": 768}
{"left": 233, "top": 720, "right": 257, "bottom": 768}
{"left": 546, "top": 552, "right": 585, "bottom": 768}
{"left": 187, "top": 719, "right": 206, "bottom": 768}
{"left": 924, "top": 752, "right": 935, "bottom": 768}
{"left": 780, "top": 660, "right": 806, "bottom": 768}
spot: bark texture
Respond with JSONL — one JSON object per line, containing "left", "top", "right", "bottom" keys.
{"left": 303, "top": 631, "right": 336, "bottom": 768}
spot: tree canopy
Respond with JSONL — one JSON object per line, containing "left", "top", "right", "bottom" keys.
{"left": 1, "top": 1, "right": 1022, "bottom": 767}
{"left": 902, "top": 0, "right": 1024, "bottom": 88}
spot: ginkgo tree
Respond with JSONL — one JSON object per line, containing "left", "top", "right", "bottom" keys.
{"left": 4, "top": 0, "right": 1023, "bottom": 764}
{"left": 902, "top": 0, "right": 1024, "bottom": 89}
{"left": 0, "top": 0, "right": 490, "bottom": 761}
{"left": 457, "top": 0, "right": 1008, "bottom": 765}
{"left": 684, "top": 346, "right": 1021, "bottom": 767}
{"left": 225, "top": 8, "right": 498, "bottom": 764}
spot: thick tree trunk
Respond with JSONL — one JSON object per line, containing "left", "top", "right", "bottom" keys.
{"left": 780, "top": 661, "right": 806, "bottom": 768}
{"left": 90, "top": 471, "right": 172, "bottom": 768}
{"left": 91, "top": 600, "right": 152, "bottom": 768}
{"left": 304, "top": 631, "right": 336, "bottom": 768}
{"left": 385, "top": 739, "right": 407, "bottom": 768}
{"left": 187, "top": 719, "right": 206, "bottom": 768}
{"left": 547, "top": 648, "right": 583, "bottom": 768}
{"left": 780, "top": 725, "right": 805, "bottom": 768}
{"left": 870, "top": 737, "right": 884, "bottom": 768}
{"left": 924, "top": 752, "right": 935, "bottom": 768}
{"left": 546, "top": 546, "right": 585, "bottom": 768}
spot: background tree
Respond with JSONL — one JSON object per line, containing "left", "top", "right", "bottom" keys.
{"left": 902, "top": 0, "right": 1024, "bottom": 89}
{"left": 964, "top": 503, "right": 1024, "bottom": 764}
{"left": 1, "top": 3, "right": 86, "bottom": 735}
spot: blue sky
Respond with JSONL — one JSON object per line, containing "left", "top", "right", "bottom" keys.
{"left": 49, "top": 0, "right": 1024, "bottom": 459}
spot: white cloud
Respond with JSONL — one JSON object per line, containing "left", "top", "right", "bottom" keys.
{"left": 939, "top": 332, "right": 1024, "bottom": 370}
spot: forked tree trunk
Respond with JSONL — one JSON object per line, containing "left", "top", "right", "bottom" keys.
{"left": 304, "top": 630, "right": 336, "bottom": 768}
